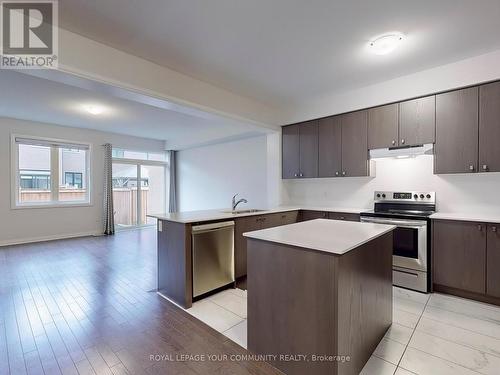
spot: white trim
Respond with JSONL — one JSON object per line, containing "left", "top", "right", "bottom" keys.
{"left": 0, "top": 231, "right": 103, "bottom": 248}
{"left": 11, "top": 133, "right": 92, "bottom": 209}
{"left": 11, "top": 202, "right": 93, "bottom": 210}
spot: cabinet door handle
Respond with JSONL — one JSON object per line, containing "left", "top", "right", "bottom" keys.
{"left": 469, "top": 165, "right": 475, "bottom": 171}
{"left": 340, "top": 216, "right": 345, "bottom": 220}
{"left": 401, "top": 139, "right": 406, "bottom": 145}
{"left": 477, "top": 224, "right": 482, "bottom": 231}
{"left": 342, "top": 171, "right": 346, "bottom": 176}
{"left": 299, "top": 172, "right": 304, "bottom": 177}
{"left": 492, "top": 226, "right": 498, "bottom": 233}
{"left": 294, "top": 173, "right": 298, "bottom": 177}
{"left": 391, "top": 140, "right": 396, "bottom": 146}
{"left": 335, "top": 171, "right": 339, "bottom": 176}
{"left": 482, "top": 164, "right": 489, "bottom": 171}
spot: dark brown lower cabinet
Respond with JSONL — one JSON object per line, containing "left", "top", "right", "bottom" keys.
{"left": 299, "top": 210, "right": 328, "bottom": 221}
{"left": 234, "top": 211, "right": 299, "bottom": 278}
{"left": 234, "top": 216, "right": 262, "bottom": 278}
{"left": 328, "top": 212, "right": 360, "bottom": 222}
{"left": 433, "top": 220, "right": 486, "bottom": 294}
{"left": 487, "top": 223, "right": 500, "bottom": 298}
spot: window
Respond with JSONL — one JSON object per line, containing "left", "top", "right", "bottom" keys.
{"left": 112, "top": 148, "right": 167, "bottom": 162}
{"left": 12, "top": 136, "right": 91, "bottom": 207}
{"left": 65, "top": 172, "right": 83, "bottom": 188}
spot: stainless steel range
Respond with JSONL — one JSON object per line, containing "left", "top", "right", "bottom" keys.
{"left": 360, "top": 191, "right": 436, "bottom": 293}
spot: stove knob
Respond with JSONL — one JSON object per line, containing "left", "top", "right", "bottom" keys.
{"left": 426, "top": 194, "right": 431, "bottom": 199}
{"left": 420, "top": 194, "right": 425, "bottom": 199}
{"left": 376, "top": 193, "right": 381, "bottom": 198}
{"left": 413, "top": 194, "right": 418, "bottom": 199}
{"left": 382, "top": 194, "right": 386, "bottom": 198}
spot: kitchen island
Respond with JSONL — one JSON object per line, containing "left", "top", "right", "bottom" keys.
{"left": 244, "top": 219, "right": 395, "bottom": 375}
{"left": 148, "top": 206, "right": 366, "bottom": 308}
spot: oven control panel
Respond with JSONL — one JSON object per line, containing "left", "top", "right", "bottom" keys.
{"left": 374, "top": 191, "right": 435, "bottom": 203}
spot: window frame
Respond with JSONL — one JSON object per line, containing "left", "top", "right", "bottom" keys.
{"left": 11, "top": 134, "right": 92, "bottom": 209}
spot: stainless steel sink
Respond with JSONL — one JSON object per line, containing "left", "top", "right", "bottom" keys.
{"left": 221, "top": 209, "right": 266, "bottom": 214}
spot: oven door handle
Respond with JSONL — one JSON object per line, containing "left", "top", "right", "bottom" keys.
{"left": 361, "top": 217, "right": 427, "bottom": 228}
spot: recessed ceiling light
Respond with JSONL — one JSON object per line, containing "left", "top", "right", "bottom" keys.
{"left": 369, "top": 33, "right": 405, "bottom": 55}
{"left": 84, "top": 104, "right": 105, "bottom": 115}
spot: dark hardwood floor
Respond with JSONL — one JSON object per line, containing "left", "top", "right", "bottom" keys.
{"left": 0, "top": 228, "right": 280, "bottom": 375}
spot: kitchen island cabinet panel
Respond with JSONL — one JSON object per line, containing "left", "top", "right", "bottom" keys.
{"left": 246, "top": 222, "right": 393, "bottom": 375}
{"left": 157, "top": 220, "right": 193, "bottom": 308}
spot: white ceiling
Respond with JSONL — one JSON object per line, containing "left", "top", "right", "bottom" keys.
{"left": 0, "top": 70, "right": 269, "bottom": 150}
{"left": 59, "top": 0, "right": 500, "bottom": 107}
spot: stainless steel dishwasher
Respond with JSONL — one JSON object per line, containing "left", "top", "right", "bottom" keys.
{"left": 191, "top": 221, "right": 235, "bottom": 297}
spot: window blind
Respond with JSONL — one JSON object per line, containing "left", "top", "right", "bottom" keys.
{"left": 15, "top": 137, "right": 90, "bottom": 151}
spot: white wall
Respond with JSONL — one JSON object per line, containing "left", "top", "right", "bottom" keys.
{"left": 281, "top": 155, "right": 500, "bottom": 215}
{"left": 177, "top": 135, "right": 270, "bottom": 211}
{"left": 283, "top": 49, "right": 500, "bottom": 124}
{"left": 0, "top": 117, "right": 165, "bottom": 246}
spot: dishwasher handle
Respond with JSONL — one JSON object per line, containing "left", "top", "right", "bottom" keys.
{"left": 192, "top": 221, "right": 235, "bottom": 234}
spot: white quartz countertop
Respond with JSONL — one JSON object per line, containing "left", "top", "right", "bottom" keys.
{"left": 148, "top": 205, "right": 368, "bottom": 224}
{"left": 243, "top": 219, "right": 395, "bottom": 255}
{"left": 430, "top": 212, "right": 500, "bottom": 223}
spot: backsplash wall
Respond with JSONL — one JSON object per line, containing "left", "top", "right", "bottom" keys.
{"left": 281, "top": 155, "right": 500, "bottom": 214}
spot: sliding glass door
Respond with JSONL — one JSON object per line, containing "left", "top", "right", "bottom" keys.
{"left": 112, "top": 163, "right": 139, "bottom": 229}
{"left": 140, "top": 165, "right": 166, "bottom": 226}
{"left": 112, "top": 154, "right": 167, "bottom": 230}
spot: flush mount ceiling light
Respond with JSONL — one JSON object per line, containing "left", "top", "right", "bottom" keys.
{"left": 368, "top": 33, "right": 405, "bottom": 55}
{"left": 84, "top": 104, "right": 105, "bottom": 115}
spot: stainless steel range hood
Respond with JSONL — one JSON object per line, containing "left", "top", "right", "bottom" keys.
{"left": 369, "top": 143, "right": 433, "bottom": 159}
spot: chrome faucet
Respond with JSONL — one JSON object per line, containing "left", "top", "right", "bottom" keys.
{"left": 232, "top": 194, "right": 248, "bottom": 211}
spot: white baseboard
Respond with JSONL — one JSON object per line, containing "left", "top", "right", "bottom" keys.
{"left": 0, "top": 231, "right": 103, "bottom": 247}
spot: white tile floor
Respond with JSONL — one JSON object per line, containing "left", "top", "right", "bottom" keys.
{"left": 185, "top": 287, "right": 500, "bottom": 374}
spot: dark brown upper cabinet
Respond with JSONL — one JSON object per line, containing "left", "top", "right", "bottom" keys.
{"left": 435, "top": 87, "right": 479, "bottom": 174}
{"left": 299, "top": 120, "right": 319, "bottom": 178}
{"left": 318, "top": 116, "right": 342, "bottom": 177}
{"left": 399, "top": 95, "right": 436, "bottom": 146}
{"left": 487, "top": 223, "right": 500, "bottom": 298}
{"left": 341, "top": 110, "right": 369, "bottom": 177}
{"left": 368, "top": 103, "right": 399, "bottom": 149}
{"left": 479, "top": 82, "right": 500, "bottom": 173}
{"left": 433, "top": 220, "right": 486, "bottom": 294}
{"left": 282, "top": 124, "right": 300, "bottom": 179}
{"left": 282, "top": 121, "right": 318, "bottom": 179}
